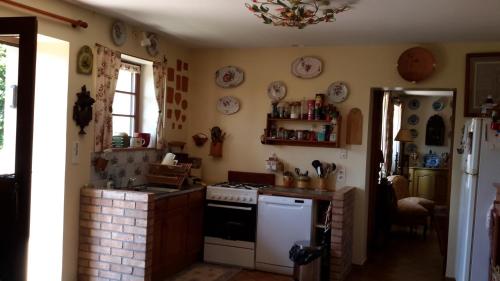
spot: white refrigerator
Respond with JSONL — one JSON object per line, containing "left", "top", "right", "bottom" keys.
{"left": 455, "top": 118, "right": 500, "bottom": 281}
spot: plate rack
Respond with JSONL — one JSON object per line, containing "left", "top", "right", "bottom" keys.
{"left": 146, "top": 163, "right": 192, "bottom": 189}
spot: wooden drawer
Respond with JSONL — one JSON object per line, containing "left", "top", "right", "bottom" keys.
{"left": 167, "top": 194, "right": 188, "bottom": 211}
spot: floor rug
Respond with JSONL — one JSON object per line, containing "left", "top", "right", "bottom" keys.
{"left": 167, "top": 263, "right": 241, "bottom": 281}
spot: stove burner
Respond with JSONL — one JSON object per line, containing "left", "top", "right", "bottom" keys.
{"left": 212, "top": 182, "right": 271, "bottom": 190}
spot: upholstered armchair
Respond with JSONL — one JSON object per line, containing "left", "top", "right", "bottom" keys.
{"left": 387, "top": 175, "right": 435, "bottom": 237}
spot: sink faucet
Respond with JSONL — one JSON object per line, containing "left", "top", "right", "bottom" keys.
{"left": 127, "top": 177, "right": 136, "bottom": 188}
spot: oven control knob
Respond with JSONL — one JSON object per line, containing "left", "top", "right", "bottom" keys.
{"left": 223, "top": 196, "right": 228, "bottom": 200}
{"left": 216, "top": 195, "right": 222, "bottom": 199}
{"left": 235, "top": 196, "right": 240, "bottom": 201}
{"left": 249, "top": 198, "right": 253, "bottom": 202}
{"left": 241, "top": 197, "right": 247, "bottom": 202}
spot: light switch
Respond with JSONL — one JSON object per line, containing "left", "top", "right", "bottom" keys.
{"left": 336, "top": 166, "right": 346, "bottom": 184}
{"left": 340, "top": 149, "right": 348, "bottom": 160}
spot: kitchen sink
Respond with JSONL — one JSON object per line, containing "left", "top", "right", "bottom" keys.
{"left": 131, "top": 186, "right": 180, "bottom": 193}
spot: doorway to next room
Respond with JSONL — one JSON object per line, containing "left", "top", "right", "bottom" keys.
{"left": 356, "top": 88, "right": 456, "bottom": 281}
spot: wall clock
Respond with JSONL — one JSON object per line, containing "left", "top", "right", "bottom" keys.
{"left": 397, "top": 47, "right": 436, "bottom": 83}
{"left": 77, "top": 45, "right": 93, "bottom": 75}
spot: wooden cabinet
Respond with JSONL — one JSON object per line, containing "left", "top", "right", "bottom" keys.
{"left": 261, "top": 114, "right": 341, "bottom": 148}
{"left": 408, "top": 167, "right": 449, "bottom": 205}
{"left": 152, "top": 189, "right": 205, "bottom": 281}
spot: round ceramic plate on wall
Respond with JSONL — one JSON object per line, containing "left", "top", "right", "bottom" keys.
{"left": 327, "top": 81, "right": 349, "bottom": 103}
{"left": 111, "top": 21, "right": 127, "bottom": 46}
{"left": 77, "top": 45, "right": 93, "bottom": 75}
{"left": 408, "top": 114, "right": 419, "bottom": 125}
{"left": 408, "top": 98, "right": 420, "bottom": 110}
{"left": 215, "top": 66, "right": 244, "bottom": 88}
{"left": 410, "top": 129, "right": 418, "bottom": 138}
{"left": 267, "top": 81, "right": 287, "bottom": 102}
{"left": 216, "top": 96, "right": 240, "bottom": 115}
{"left": 432, "top": 100, "right": 445, "bottom": 111}
{"left": 291, "top": 56, "right": 322, "bottom": 79}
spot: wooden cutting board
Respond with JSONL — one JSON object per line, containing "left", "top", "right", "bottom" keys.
{"left": 346, "top": 108, "right": 363, "bottom": 145}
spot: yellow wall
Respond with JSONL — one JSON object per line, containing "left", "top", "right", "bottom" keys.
{"left": 187, "top": 43, "right": 500, "bottom": 274}
{"left": 1, "top": 1, "right": 191, "bottom": 280}
{"left": 3, "top": 0, "right": 500, "bottom": 278}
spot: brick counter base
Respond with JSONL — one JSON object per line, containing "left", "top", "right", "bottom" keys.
{"left": 78, "top": 188, "right": 155, "bottom": 281}
{"left": 330, "top": 187, "right": 355, "bottom": 281}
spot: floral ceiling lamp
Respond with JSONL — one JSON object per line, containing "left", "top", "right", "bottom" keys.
{"left": 245, "top": 0, "right": 350, "bottom": 29}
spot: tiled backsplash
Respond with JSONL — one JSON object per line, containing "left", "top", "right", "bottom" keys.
{"left": 90, "top": 150, "right": 165, "bottom": 188}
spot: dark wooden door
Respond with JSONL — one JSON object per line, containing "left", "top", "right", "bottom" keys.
{"left": 0, "top": 17, "right": 37, "bottom": 281}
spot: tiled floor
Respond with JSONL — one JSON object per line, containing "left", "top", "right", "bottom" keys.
{"left": 230, "top": 230, "right": 443, "bottom": 281}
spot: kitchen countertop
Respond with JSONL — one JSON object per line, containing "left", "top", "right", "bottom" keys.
{"left": 89, "top": 184, "right": 205, "bottom": 200}
{"left": 260, "top": 186, "right": 342, "bottom": 201}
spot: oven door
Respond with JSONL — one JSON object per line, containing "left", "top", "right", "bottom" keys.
{"left": 205, "top": 200, "right": 257, "bottom": 242}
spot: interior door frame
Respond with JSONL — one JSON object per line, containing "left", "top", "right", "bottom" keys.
{"left": 0, "top": 16, "right": 37, "bottom": 281}
{"left": 366, "top": 87, "right": 457, "bottom": 256}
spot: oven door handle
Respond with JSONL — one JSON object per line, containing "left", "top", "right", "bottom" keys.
{"left": 207, "top": 203, "right": 253, "bottom": 211}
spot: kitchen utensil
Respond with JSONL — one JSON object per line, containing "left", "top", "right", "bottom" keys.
{"left": 295, "top": 168, "right": 301, "bottom": 176}
{"left": 311, "top": 160, "right": 322, "bottom": 177}
{"left": 135, "top": 132, "right": 151, "bottom": 147}
{"left": 346, "top": 108, "right": 363, "bottom": 145}
{"left": 296, "top": 175, "right": 311, "bottom": 189}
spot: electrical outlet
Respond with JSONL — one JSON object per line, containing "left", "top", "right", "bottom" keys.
{"left": 72, "top": 141, "right": 80, "bottom": 165}
{"left": 340, "top": 149, "right": 348, "bottom": 160}
{"left": 336, "top": 166, "right": 346, "bottom": 184}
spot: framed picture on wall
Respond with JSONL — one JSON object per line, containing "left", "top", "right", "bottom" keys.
{"left": 465, "top": 53, "right": 500, "bottom": 117}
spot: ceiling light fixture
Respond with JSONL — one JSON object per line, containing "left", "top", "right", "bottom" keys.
{"left": 245, "top": 0, "right": 350, "bottom": 29}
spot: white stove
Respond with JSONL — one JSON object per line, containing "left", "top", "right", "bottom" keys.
{"left": 204, "top": 181, "right": 271, "bottom": 268}
{"left": 206, "top": 182, "right": 269, "bottom": 204}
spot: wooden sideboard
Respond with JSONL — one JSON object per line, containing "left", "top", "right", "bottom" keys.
{"left": 408, "top": 167, "right": 450, "bottom": 205}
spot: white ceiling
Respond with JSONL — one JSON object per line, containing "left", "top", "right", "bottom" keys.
{"left": 66, "top": 0, "right": 500, "bottom": 48}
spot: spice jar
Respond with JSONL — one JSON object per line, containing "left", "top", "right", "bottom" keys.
{"left": 290, "top": 102, "right": 300, "bottom": 119}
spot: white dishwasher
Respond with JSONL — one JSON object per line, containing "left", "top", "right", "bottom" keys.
{"left": 256, "top": 195, "right": 314, "bottom": 275}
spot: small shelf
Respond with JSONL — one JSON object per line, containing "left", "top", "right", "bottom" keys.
{"left": 262, "top": 138, "right": 340, "bottom": 148}
{"left": 263, "top": 114, "right": 342, "bottom": 148}
{"left": 267, "top": 117, "right": 332, "bottom": 123}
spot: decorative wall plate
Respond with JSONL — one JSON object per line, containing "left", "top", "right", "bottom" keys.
{"left": 327, "top": 82, "right": 349, "bottom": 103}
{"left": 406, "top": 143, "right": 418, "bottom": 154}
{"left": 397, "top": 47, "right": 436, "bottom": 83}
{"left": 408, "top": 114, "right": 419, "bottom": 125}
{"left": 77, "top": 45, "right": 93, "bottom": 75}
{"left": 216, "top": 96, "right": 240, "bottom": 115}
{"left": 410, "top": 129, "right": 418, "bottom": 138}
{"left": 215, "top": 66, "right": 244, "bottom": 88}
{"left": 111, "top": 21, "right": 127, "bottom": 46}
{"left": 432, "top": 100, "right": 445, "bottom": 111}
{"left": 146, "top": 34, "right": 159, "bottom": 57}
{"left": 267, "top": 81, "right": 287, "bottom": 102}
{"left": 291, "top": 56, "right": 322, "bottom": 79}
{"left": 408, "top": 98, "right": 420, "bottom": 110}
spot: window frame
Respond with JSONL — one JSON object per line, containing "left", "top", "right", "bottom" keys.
{"left": 112, "top": 60, "right": 141, "bottom": 135}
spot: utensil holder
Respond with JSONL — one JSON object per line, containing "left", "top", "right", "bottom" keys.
{"left": 283, "top": 175, "right": 294, "bottom": 188}
{"left": 296, "top": 176, "right": 310, "bottom": 189}
{"left": 317, "top": 178, "right": 328, "bottom": 191}
{"left": 209, "top": 141, "right": 223, "bottom": 157}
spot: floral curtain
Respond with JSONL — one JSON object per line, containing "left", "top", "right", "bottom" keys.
{"left": 153, "top": 61, "right": 168, "bottom": 149}
{"left": 380, "top": 91, "right": 394, "bottom": 176}
{"left": 94, "top": 44, "right": 121, "bottom": 152}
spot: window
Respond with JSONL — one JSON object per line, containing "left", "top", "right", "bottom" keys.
{"left": 112, "top": 62, "right": 140, "bottom": 136}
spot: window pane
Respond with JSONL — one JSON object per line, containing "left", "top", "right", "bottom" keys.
{"left": 113, "top": 116, "right": 134, "bottom": 136}
{"left": 116, "top": 69, "right": 133, "bottom": 92}
{"left": 113, "top": 92, "right": 135, "bottom": 115}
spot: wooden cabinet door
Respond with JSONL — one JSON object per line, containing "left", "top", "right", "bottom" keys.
{"left": 410, "top": 168, "right": 449, "bottom": 205}
{"left": 413, "top": 172, "right": 435, "bottom": 200}
{"left": 186, "top": 190, "right": 204, "bottom": 264}
{"left": 164, "top": 205, "right": 188, "bottom": 276}
{"left": 151, "top": 198, "right": 168, "bottom": 280}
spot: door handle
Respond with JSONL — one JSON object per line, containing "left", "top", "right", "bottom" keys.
{"left": 14, "top": 182, "right": 19, "bottom": 221}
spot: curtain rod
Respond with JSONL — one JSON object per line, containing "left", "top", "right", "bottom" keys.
{"left": 0, "top": 0, "right": 88, "bottom": 28}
